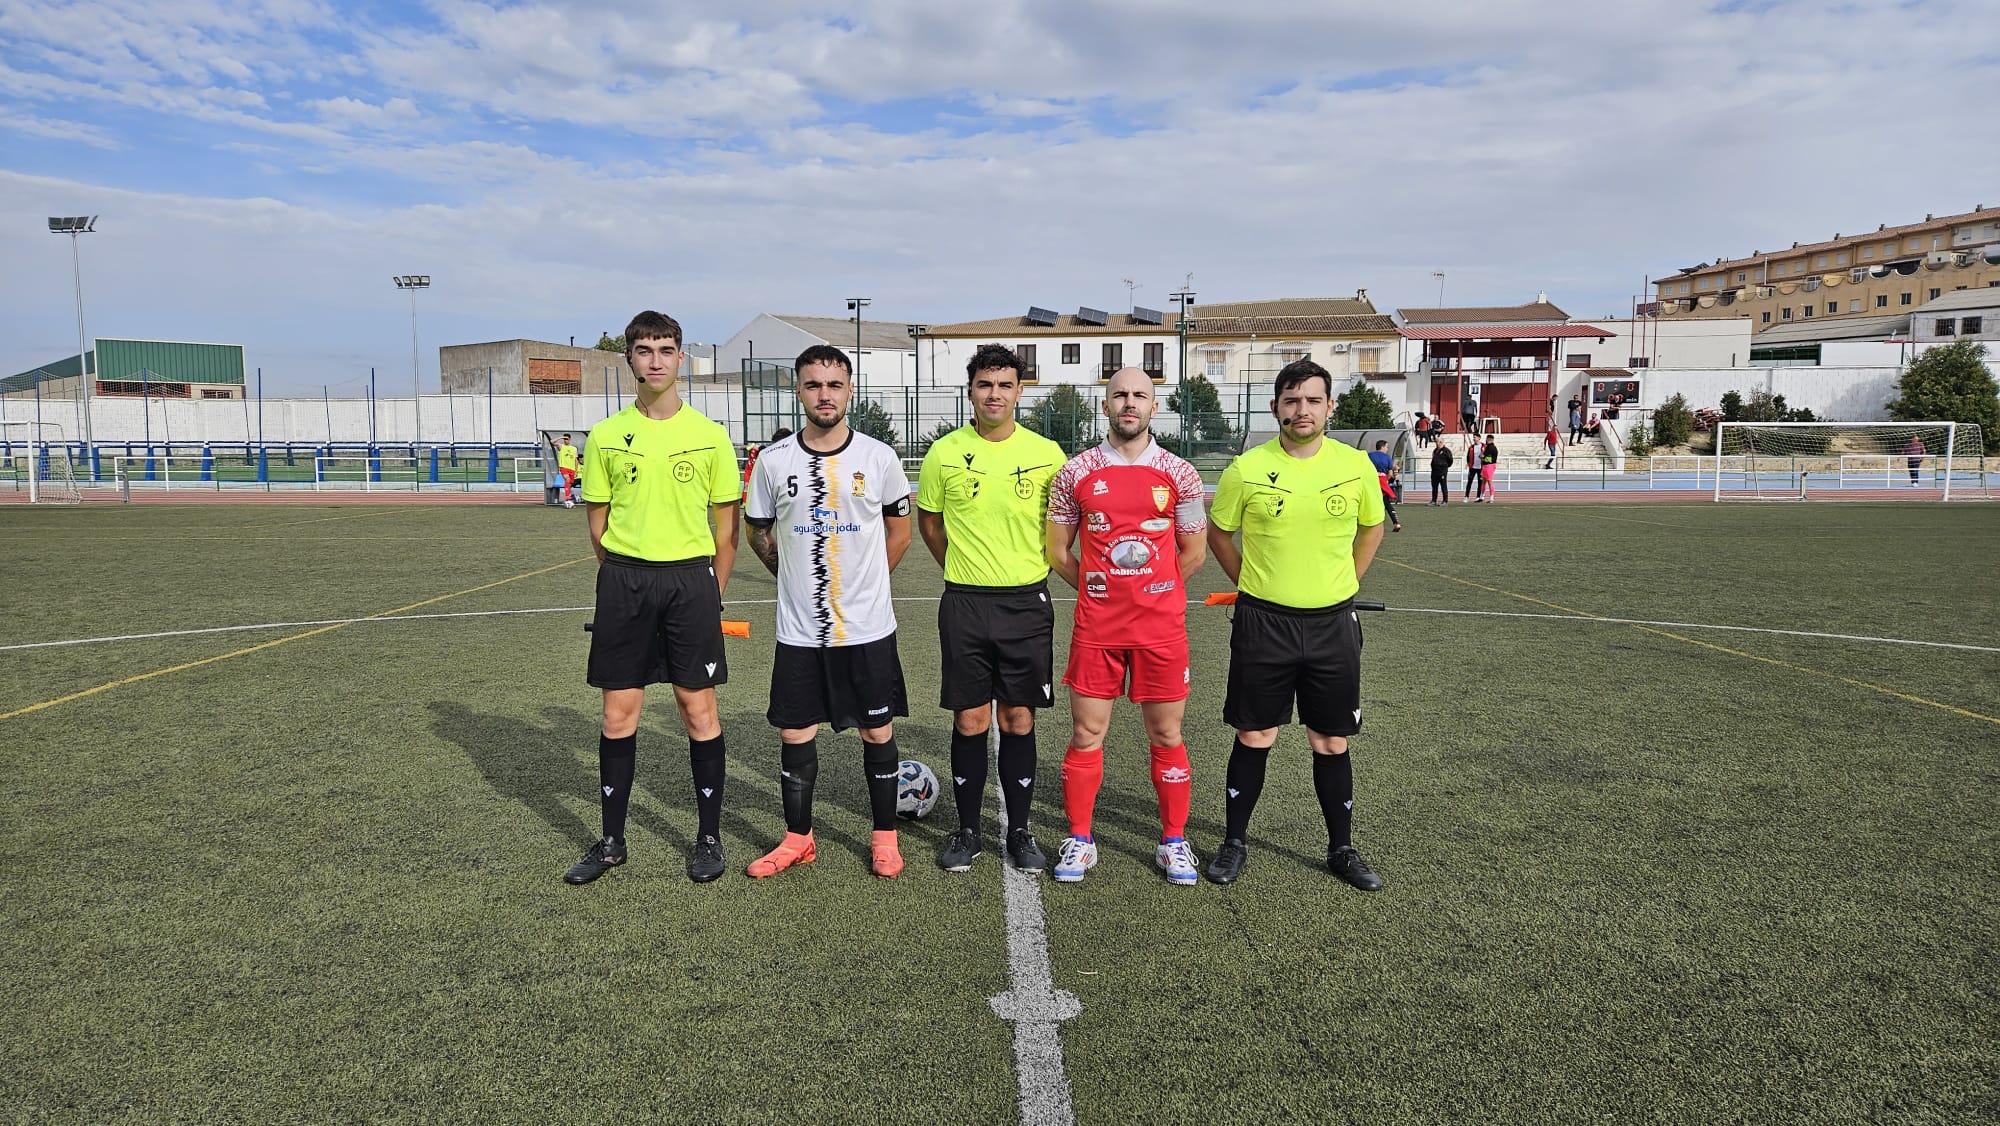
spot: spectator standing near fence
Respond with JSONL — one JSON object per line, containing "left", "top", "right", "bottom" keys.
{"left": 1413, "top": 412, "right": 1431, "bottom": 448}
{"left": 1567, "top": 393, "right": 1584, "bottom": 445}
{"left": 1543, "top": 425, "right": 1560, "bottom": 470}
{"left": 1460, "top": 389, "right": 1477, "bottom": 434}
{"left": 1462, "top": 433, "right": 1482, "bottom": 500}
{"left": 1476, "top": 434, "right": 1500, "bottom": 501}
{"left": 1905, "top": 436, "right": 1926, "bottom": 486}
{"left": 1429, "top": 441, "right": 1453, "bottom": 505}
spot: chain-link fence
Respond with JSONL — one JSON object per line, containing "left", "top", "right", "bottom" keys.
{"left": 740, "top": 363, "right": 1261, "bottom": 468}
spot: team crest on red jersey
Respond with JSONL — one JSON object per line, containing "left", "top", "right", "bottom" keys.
{"left": 1151, "top": 484, "right": 1171, "bottom": 511}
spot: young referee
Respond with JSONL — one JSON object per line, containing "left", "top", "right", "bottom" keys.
{"left": 564, "top": 310, "right": 741, "bottom": 886}
{"left": 1204, "top": 359, "right": 1387, "bottom": 891}
{"left": 742, "top": 346, "right": 915, "bottom": 878}
{"left": 916, "top": 343, "right": 1064, "bottom": 874}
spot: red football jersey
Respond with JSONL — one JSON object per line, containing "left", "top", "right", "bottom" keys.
{"left": 1048, "top": 439, "right": 1207, "bottom": 649}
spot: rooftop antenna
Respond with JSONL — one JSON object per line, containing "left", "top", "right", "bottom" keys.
{"left": 1122, "top": 276, "right": 1139, "bottom": 313}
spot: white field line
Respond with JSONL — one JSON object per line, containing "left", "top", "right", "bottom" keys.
{"left": 984, "top": 713, "right": 1080, "bottom": 1126}
{"left": 7, "top": 600, "right": 1996, "bottom": 655}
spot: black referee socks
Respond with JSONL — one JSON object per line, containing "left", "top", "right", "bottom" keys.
{"left": 689, "top": 734, "right": 726, "bottom": 842}
{"left": 949, "top": 729, "right": 987, "bottom": 833}
{"left": 997, "top": 730, "right": 1037, "bottom": 831}
{"left": 779, "top": 738, "right": 818, "bottom": 835}
{"left": 1313, "top": 750, "right": 1354, "bottom": 850}
{"left": 1222, "top": 738, "right": 1269, "bottom": 842}
{"left": 598, "top": 733, "right": 637, "bottom": 842}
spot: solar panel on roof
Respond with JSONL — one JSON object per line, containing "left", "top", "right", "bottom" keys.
{"left": 1075, "top": 307, "right": 1107, "bottom": 326}
{"left": 1025, "top": 306, "right": 1059, "bottom": 326}
{"left": 1131, "top": 306, "right": 1163, "bottom": 325}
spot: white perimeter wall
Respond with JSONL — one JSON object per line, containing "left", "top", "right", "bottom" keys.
{"left": 0, "top": 388, "right": 751, "bottom": 447}
{"left": 1632, "top": 367, "right": 1903, "bottom": 420}
{"left": 717, "top": 313, "right": 916, "bottom": 386}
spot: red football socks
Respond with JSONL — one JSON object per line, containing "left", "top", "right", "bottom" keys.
{"left": 1061, "top": 747, "right": 1103, "bottom": 839}
{"left": 1151, "top": 744, "right": 1192, "bottom": 840}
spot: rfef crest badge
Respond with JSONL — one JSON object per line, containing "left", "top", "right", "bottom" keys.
{"left": 1151, "top": 485, "right": 1171, "bottom": 512}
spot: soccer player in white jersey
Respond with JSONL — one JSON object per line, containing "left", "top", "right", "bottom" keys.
{"left": 1045, "top": 368, "right": 1208, "bottom": 884}
{"left": 742, "top": 345, "right": 916, "bottom": 878}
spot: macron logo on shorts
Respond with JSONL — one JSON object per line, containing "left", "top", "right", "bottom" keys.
{"left": 603, "top": 786, "right": 614, "bottom": 797}
{"left": 1352, "top": 708, "right": 1362, "bottom": 723}
{"left": 706, "top": 662, "right": 717, "bottom": 675}
{"left": 1042, "top": 683, "right": 1052, "bottom": 699}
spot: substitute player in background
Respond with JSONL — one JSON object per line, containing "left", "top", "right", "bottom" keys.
{"left": 565, "top": 310, "right": 740, "bottom": 886}
{"left": 1205, "top": 359, "right": 1387, "bottom": 891}
{"left": 917, "top": 344, "right": 1064, "bottom": 874}
{"left": 1044, "top": 368, "right": 1208, "bottom": 885}
{"left": 555, "top": 433, "right": 580, "bottom": 506}
{"left": 743, "top": 346, "right": 915, "bottom": 878}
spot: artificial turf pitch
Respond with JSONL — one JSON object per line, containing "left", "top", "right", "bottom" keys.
{"left": 1, "top": 501, "right": 1995, "bottom": 1124}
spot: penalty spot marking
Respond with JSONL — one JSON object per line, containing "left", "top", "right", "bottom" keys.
{"left": 986, "top": 713, "right": 1080, "bottom": 1126}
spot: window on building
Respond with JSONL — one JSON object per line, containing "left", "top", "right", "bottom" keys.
{"left": 200, "top": 389, "right": 233, "bottom": 400}
{"left": 1205, "top": 354, "right": 1227, "bottom": 380}
{"left": 1836, "top": 253, "right": 1848, "bottom": 265}
{"left": 1142, "top": 342, "right": 1164, "bottom": 380}
{"left": 1628, "top": 357, "right": 1652, "bottom": 368}
{"left": 1277, "top": 348, "right": 1308, "bottom": 369}
{"left": 1933, "top": 236, "right": 1945, "bottom": 248}
{"left": 1736, "top": 272, "right": 1747, "bottom": 282}
{"left": 1061, "top": 343, "right": 1079, "bottom": 365}
{"left": 1900, "top": 293, "right": 1912, "bottom": 306}
{"left": 1566, "top": 353, "right": 1591, "bottom": 368}
{"left": 1357, "top": 348, "right": 1382, "bottom": 374}
{"left": 1850, "top": 268, "right": 1868, "bottom": 282}
{"left": 1100, "top": 342, "right": 1122, "bottom": 378}
{"left": 1827, "top": 302, "right": 1838, "bottom": 314}
{"left": 1016, "top": 344, "right": 1037, "bottom": 382}
{"left": 1761, "top": 312, "right": 1772, "bottom": 324}
{"left": 1905, "top": 238, "right": 1920, "bottom": 251}
{"left": 1876, "top": 295, "right": 1889, "bottom": 309}
{"left": 1862, "top": 247, "right": 1875, "bottom": 260}
{"left": 1936, "top": 319, "right": 1957, "bottom": 335}
{"left": 1815, "top": 255, "right": 1828, "bottom": 267}
{"left": 1802, "top": 305, "right": 1814, "bottom": 318}
{"left": 1782, "top": 308, "right": 1792, "bottom": 320}
{"left": 1963, "top": 316, "right": 1984, "bottom": 334}
{"left": 529, "top": 378, "right": 582, "bottom": 394}
{"left": 1850, "top": 299, "right": 1861, "bottom": 312}
{"left": 1928, "top": 288, "right": 1941, "bottom": 300}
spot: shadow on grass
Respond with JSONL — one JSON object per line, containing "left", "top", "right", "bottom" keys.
{"left": 431, "top": 701, "right": 777, "bottom": 860}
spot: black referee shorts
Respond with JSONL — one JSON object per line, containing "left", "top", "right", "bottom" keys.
{"left": 1222, "top": 593, "right": 1364, "bottom": 737}
{"left": 586, "top": 554, "right": 728, "bottom": 691}
{"left": 937, "top": 581, "right": 1055, "bottom": 711}
{"left": 767, "top": 634, "right": 909, "bottom": 732}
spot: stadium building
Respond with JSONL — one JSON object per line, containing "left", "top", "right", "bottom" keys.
{"left": 1, "top": 338, "right": 246, "bottom": 403}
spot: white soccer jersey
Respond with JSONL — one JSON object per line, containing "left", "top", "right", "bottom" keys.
{"left": 745, "top": 430, "right": 912, "bottom": 648}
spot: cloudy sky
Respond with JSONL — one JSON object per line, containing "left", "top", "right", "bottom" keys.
{"left": 3, "top": 0, "right": 1995, "bottom": 395}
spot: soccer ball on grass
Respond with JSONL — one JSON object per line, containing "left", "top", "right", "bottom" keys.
{"left": 895, "top": 760, "right": 939, "bottom": 819}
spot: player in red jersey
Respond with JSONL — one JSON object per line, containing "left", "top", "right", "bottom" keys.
{"left": 1044, "top": 367, "right": 1209, "bottom": 885}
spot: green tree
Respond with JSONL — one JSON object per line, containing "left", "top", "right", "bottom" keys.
{"left": 1166, "top": 374, "right": 1240, "bottom": 456}
{"left": 1650, "top": 393, "right": 1694, "bottom": 449}
{"left": 595, "top": 333, "right": 625, "bottom": 352}
{"left": 1625, "top": 418, "right": 1654, "bottom": 456}
{"left": 847, "top": 398, "right": 899, "bottom": 450}
{"left": 1330, "top": 382, "right": 1395, "bottom": 429}
{"left": 1027, "top": 385, "right": 1098, "bottom": 454}
{"left": 1886, "top": 340, "right": 2000, "bottom": 453}
{"left": 1719, "top": 390, "right": 1743, "bottom": 422}
{"left": 916, "top": 419, "right": 959, "bottom": 456}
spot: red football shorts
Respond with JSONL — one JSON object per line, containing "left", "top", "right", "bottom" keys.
{"left": 1063, "top": 636, "right": 1190, "bottom": 703}
{"left": 559, "top": 468, "right": 578, "bottom": 485}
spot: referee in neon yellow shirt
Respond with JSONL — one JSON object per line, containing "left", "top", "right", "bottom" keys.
{"left": 563, "top": 310, "right": 741, "bottom": 886}
{"left": 1204, "top": 359, "right": 1386, "bottom": 890}
{"left": 916, "top": 344, "right": 1065, "bottom": 874}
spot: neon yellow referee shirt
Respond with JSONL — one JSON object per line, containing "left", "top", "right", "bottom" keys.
{"left": 916, "top": 424, "right": 1063, "bottom": 586}
{"left": 581, "top": 405, "right": 740, "bottom": 561}
{"left": 1210, "top": 436, "right": 1384, "bottom": 608}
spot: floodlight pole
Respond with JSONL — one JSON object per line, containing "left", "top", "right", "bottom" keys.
{"left": 48, "top": 216, "right": 98, "bottom": 467}
{"left": 907, "top": 324, "right": 926, "bottom": 390}
{"left": 1172, "top": 288, "right": 1195, "bottom": 451}
{"left": 847, "top": 297, "right": 870, "bottom": 390}
{"left": 394, "top": 276, "right": 430, "bottom": 445}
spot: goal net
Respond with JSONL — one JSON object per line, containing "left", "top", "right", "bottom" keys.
{"left": 0, "top": 421, "right": 83, "bottom": 505}
{"left": 1712, "top": 422, "right": 1988, "bottom": 501}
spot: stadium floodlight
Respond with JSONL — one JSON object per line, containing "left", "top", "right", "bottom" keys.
{"left": 846, "top": 297, "right": 870, "bottom": 388}
{"left": 907, "top": 324, "right": 926, "bottom": 387}
{"left": 47, "top": 215, "right": 99, "bottom": 457}
{"left": 393, "top": 276, "right": 430, "bottom": 443}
